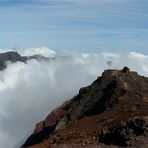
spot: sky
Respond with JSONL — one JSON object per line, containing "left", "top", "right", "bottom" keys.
{"left": 0, "top": 0, "right": 148, "bottom": 54}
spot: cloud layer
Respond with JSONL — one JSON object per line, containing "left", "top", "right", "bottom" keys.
{"left": 0, "top": 47, "right": 147, "bottom": 148}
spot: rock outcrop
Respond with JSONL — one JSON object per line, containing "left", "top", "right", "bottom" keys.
{"left": 21, "top": 67, "right": 148, "bottom": 147}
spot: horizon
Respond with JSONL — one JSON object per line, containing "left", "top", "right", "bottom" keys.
{"left": 0, "top": 0, "right": 147, "bottom": 54}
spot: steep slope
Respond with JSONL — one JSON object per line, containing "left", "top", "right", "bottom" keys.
{"left": 22, "top": 67, "right": 148, "bottom": 147}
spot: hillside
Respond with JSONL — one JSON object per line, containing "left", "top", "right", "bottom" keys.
{"left": 22, "top": 67, "right": 148, "bottom": 148}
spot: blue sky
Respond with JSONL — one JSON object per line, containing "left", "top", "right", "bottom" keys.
{"left": 0, "top": 0, "right": 148, "bottom": 53}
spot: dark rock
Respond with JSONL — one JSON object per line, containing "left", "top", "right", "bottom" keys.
{"left": 122, "top": 66, "right": 130, "bottom": 73}
{"left": 99, "top": 116, "right": 148, "bottom": 146}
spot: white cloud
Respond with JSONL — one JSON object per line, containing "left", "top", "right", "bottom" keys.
{"left": 0, "top": 48, "right": 12, "bottom": 53}
{"left": 129, "top": 52, "right": 148, "bottom": 61}
{"left": 21, "top": 47, "right": 56, "bottom": 58}
{"left": 0, "top": 48, "right": 147, "bottom": 148}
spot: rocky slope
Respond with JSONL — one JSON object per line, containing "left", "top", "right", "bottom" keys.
{"left": 22, "top": 67, "right": 148, "bottom": 148}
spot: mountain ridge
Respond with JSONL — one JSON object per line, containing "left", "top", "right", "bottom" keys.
{"left": 0, "top": 51, "right": 53, "bottom": 71}
{"left": 21, "top": 67, "right": 148, "bottom": 148}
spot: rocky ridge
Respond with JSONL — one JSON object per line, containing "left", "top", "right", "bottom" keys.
{"left": 0, "top": 51, "right": 52, "bottom": 70}
{"left": 0, "top": 51, "right": 27, "bottom": 70}
{"left": 22, "top": 67, "right": 148, "bottom": 147}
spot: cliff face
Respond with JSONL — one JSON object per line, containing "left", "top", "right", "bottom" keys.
{"left": 22, "top": 67, "right": 148, "bottom": 148}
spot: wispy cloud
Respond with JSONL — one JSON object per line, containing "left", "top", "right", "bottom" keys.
{"left": 0, "top": 0, "right": 148, "bottom": 53}
{"left": 0, "top": 0, "right": 71, "bottom": 8}
{"left": 0, "top": 0, "right": 72, "bottom": 7}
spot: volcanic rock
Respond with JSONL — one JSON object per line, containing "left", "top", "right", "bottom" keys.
{"left": 21, "top": 67, "right": 148, "bottom": 147}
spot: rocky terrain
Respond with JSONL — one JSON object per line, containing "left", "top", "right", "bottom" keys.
{"left": 21, "top": 67, "right": 148, "bottom": 148}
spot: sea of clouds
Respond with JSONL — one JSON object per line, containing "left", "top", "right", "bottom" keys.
{"left": 0, "top": 47, "right": 147, "bottom": 148}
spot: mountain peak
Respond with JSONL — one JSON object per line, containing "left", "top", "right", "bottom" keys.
{"left": 0, "top": 51, "right": 27, "bottom": 70}
{"left": 0, "top": 51, "right": 54, "bottom": 71}
{"left": 22, "top": 67, "right": 148, "bottom": 148}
